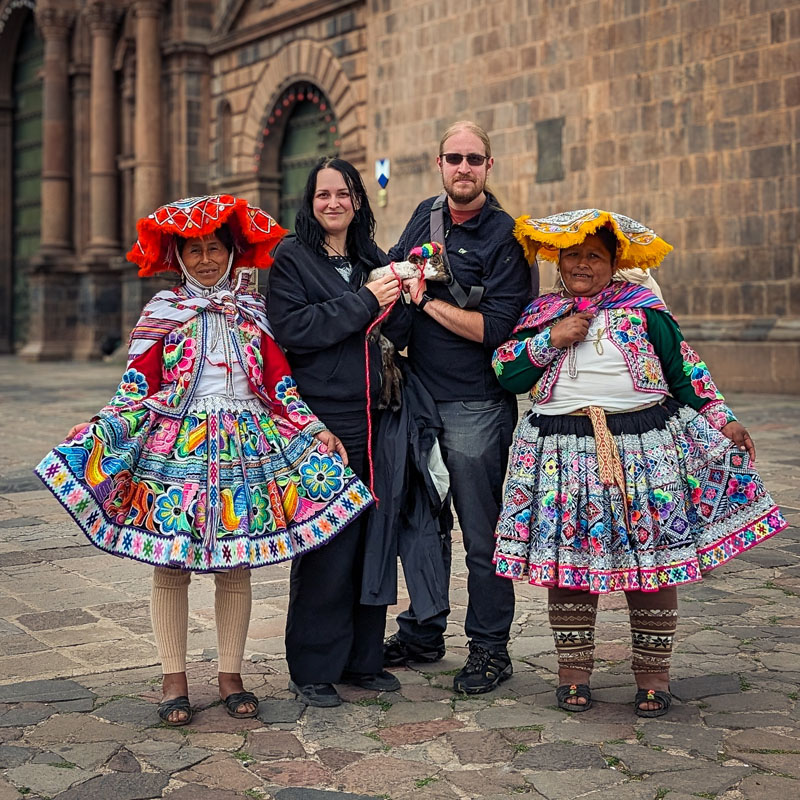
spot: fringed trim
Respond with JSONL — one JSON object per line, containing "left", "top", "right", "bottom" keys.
{"left": 514, "top": 210, "right": 673, "bottom": 272}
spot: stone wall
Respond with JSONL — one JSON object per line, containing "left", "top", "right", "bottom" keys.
{"left": 366, "top": 0, "right": 800, "bottom": 393}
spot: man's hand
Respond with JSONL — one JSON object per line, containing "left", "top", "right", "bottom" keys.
{"left": 365, "top": 274, "right": 402, "bottom": 307}
{"left": 403, "top": 276, "right": 427, "bottom": 304}
{"left": 314, "top": 430, "right": 349, "bottom": 466}
{"left": 67, "top": 422, "right": 91, "bottom": 440}
{"left": 721, "top": 421, "right": 756, "bottom": 463}
{"left": 549, "top": 312, "right": 594, "bottom": 349}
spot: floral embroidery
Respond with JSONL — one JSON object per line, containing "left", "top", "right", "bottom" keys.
{"left": 701, "top": 401, "right": 737, "bottom": 431}
{"left": 492, "top": 339, "right": 526, "bottom": 376}
{"left": 249, "top": 486, "right": 274, "bottom": 532}
{"left": 299, "top": 453, "right": 345, "bottom": 501}
{"left": 727, "top": 475, "right": 757, "bottom": 504}
{"left": 681, "top": 341, "right": 723, "bottom": 401}
{"left": 526, "top": 328, "right": 562, "bottom": 367}
{"left": 154, "top": 487, "right": 191, "bottom": 533}
{"left": 109, "top": 369, "right": 149, "bottom": 408}
{"left": 244, "top": 336, "right": 263, "bottom": 385}
{"left": 163, "top": 330, "right": 197, "bottom": 382}
{"left": 273, "top": 376, "right": 314, "bottom": 426}
{"left": 148, "top": 418, "right": 181, "bottom": 454}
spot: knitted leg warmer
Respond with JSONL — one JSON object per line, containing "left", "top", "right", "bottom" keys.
{"left": 151, "top": 567, "right": 191, "bottom": 674}
{"left": 214, "top": 568, "right": 252, "bottom": 674}
{"left": 627, "top": 587, "right": 678, "bottom": 675}
{"left": 548, "top": 586, "right": 599, "bottom": 674}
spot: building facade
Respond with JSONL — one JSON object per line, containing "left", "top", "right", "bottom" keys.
{"left": 1, "top": 0, "right": 798, "bottom": 392}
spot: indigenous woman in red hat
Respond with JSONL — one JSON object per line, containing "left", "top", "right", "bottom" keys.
{"left": 492, "top": 209, "right": 787, "bottom": 718}
{"left": 35, "top": 196, "right": 373, "bottom": 725}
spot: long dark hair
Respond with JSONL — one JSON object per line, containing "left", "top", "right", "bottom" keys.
{"left": 294, "top": 157, "right": 378, "bottom": 267}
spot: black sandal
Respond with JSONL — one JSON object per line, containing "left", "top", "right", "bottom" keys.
{"left": 158, "top": 695, "right": 192, "bottom": 727}
{"left": 634, "top": 688, "right": 672, "bottom": 718}
{"left": 223, "top": 690, "right": 259, "bottom": 719}
{"left": 556, "top": 683, "right": 592, "bottom": 712}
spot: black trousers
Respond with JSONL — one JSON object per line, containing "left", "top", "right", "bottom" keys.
{"left": 284, "top": 407, "right": 387, "bottom": 684}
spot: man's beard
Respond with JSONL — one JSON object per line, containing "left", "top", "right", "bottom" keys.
{"left": 444, "top": 174, "right": 484, "bottom": 204}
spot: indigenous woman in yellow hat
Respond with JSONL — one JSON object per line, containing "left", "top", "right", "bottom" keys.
{"left": 35, "top": 196, "right": 373, "bottom": 725}
{"left": 492, "top": 209, "right": 786, "bottom": 717}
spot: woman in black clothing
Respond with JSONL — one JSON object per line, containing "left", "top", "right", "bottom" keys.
{"left": 268, "top": 157, "right": 406, "bottom": 707}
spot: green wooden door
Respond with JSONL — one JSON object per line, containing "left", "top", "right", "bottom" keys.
{"left": 278, "top": 94, "right": 338, "bottom": 231}
{"left": 12, "top": 14, "right": 43, "bottom": 348}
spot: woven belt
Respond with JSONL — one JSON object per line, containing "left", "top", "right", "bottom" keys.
{"left": 565, "top": 399, "right": 663, "bottom": 529}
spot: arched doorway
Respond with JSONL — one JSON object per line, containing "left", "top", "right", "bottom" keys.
{"left": 11, "top": 12, "right": 43, "bottom": 349}
{"left": 264, "top": 84, "right": 339, "bottom": 231}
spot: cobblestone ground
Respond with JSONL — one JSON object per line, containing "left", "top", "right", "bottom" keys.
{"left": 0, "top": 355, "right": 798, "bottom": 800}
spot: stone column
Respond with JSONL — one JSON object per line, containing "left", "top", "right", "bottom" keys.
{"left": 133, "top": 0, "right": 164, "bottom": 220}
{"left": 21, "top": 5, "right": 76, "bottom": 360}
{"left": 86, "top": 0, "right": 119, "bottom": 254}
{"left": 36, "top": 5, "right": 73, "bottom": 255}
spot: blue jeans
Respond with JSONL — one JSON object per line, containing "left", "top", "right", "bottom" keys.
{"left": 397, "top": 394, "right": 517, "bottom": 649}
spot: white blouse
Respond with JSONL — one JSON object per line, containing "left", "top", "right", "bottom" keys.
{"left": 193, "top": 313, "right": 258, "bottom": 403}
{"left": 533, "top": 310, "right": 664, "bottom": 415}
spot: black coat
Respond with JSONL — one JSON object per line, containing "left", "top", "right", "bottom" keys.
{"left": 361, "top": 358, "right": 452, "bottom": 622}
{"left": 267, "top": 235, "right": 408, "bottom": 413}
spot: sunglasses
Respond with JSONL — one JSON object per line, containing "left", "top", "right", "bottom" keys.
{"left": 440, "top": 152, "right": 489, "bottom": 166}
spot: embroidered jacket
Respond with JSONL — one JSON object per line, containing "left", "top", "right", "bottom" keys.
{"left": 492, "top": 284, "right": 737, "bottom": 431}
{"left": 97, "top": 287, "right": 326, "bottom": 436}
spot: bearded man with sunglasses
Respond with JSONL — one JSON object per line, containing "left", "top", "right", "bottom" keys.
{"left": 384, "top": 121, "right": 535, "bottom": 694}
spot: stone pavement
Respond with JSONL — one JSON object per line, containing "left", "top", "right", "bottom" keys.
{"left": 0, "top": 354, "right": 799, "bottom": 800}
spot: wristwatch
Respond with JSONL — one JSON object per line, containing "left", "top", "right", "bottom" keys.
{"left": 417, "top": 292, "right": 433, "bottom": 312}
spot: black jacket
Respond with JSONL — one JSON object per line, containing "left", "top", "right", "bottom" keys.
{"left": 361, "top": 358, "right": 452, "bottom": 621}
{"left": 387, "top": 193, "right": 532, "bottom": 402}
{"left": 267, "top": 236, "right": 407, "bottom": 412}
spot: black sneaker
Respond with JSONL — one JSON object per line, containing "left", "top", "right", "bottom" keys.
{"left": 383, "top": 633, "right": 446, "bottom": 667}
{"left": 288, "top": 680, "right": 341, "bottom": 708}
{"left": 453, "top": 643, "right": 512, "bottom": 694}
{"left": 340, "top": 669, "right": 401, "bottom": 692}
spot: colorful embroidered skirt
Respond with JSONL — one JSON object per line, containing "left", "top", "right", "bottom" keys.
{"left": 494, "top": 397, "right": 786, "bottom": 593}
{"left": 35, "top": 396, "right": 373, "bottom": 571}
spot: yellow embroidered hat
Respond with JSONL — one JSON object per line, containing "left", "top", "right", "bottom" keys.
{"left": 513, "top": 209, "right": 672, "bottom": 271}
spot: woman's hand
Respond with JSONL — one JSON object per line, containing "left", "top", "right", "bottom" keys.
{"left": 67, "top": 422, "right": 91, "bottom": 440}
{"left": 549, "top": 311, "right": 594, "bottom": 349}
{"left": 721, "top": 421, "right": 756, "bottom": 463}
{"left": 402, "top": 276, "right": 426, "bottom": 304}
{"left": 314, "top": 430, "right": 349, "bottom": 466}
{"left": 365, "top": 273, "right": 402, "bottom": 307}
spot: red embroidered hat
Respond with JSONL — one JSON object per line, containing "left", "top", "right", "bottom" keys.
{"left": 127, "top": 195, "right": 288, "bottom": 277}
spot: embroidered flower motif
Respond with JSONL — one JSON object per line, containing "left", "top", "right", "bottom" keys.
{"left": 726, "top": 475, "right": 756, "bottom": 504}
{"left": 686, "top": 474, "right": 701, "bottom": 505}
{"left": 148, "top": 418, "right": 181, "bottom": 454}
{"left": 109, "top": 369, "right": 148, "bottom": 408}
{"left": 649, "top": 488, "right": 675, "bottom": 521}
{"left": 298, "top": 453, "right": 344, "bottom": 501}
{"left": 249, "top": 486, "right": 274, "bottom": 532}
{"left": 166, "top": 372, "right": 192, "bottom": 408}
{"left": 154, "top": 487, "right": 191, "bottom": 533}
{"left": 681, "top": 341, "right": 723, "bottom": 401}
{"left": 492, "top": 339, "right": 526, "bottom": 375}
{"left": 513, "top": 508, "right": 531, "bottom": 538}
{"left": 244, "top": 336, "right": 263, "bottom": 385}
{"left": 163, "top": 330, "right": 197, "bottom": 382}
{"left": 274, "top": 376, "right": 314, "bottom": 426}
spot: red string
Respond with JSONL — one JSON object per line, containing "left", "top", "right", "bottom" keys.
{"left": 362, "top": 260, "right": 424, "bottom": 503}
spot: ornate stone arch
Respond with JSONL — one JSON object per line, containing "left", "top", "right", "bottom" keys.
{"left": 236, "top": 38, "right": 364, "bottom": 178}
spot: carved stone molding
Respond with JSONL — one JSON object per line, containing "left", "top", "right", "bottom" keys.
{"left": 86, "top": 1, "right": 118, "bottom": 33}
{"left": 132, "top": 0, "right": 163, "bottom": 19}
{"left": 35, "top": 5, "right": 74, "bottom": 40}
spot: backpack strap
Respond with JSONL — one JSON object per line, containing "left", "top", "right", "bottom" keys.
{"left": 430, "top": 193, "right": 485, "bottom": 309}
